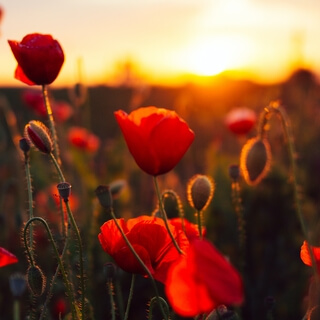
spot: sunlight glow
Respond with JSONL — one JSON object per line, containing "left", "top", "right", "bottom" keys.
{"left": 181, "top": 35, "right": 253, "bottom": 77}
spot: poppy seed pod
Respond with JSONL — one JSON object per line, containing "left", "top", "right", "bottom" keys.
{"left": 27, "top": 265, "right": 46, "bottom": 296}
{"left": 240, "top": 137, "right": 272, "bottom": 186}
{"left": 187, "top": 175, "right": 214, "bottom": 212}
{"left": 57, "top": 182, "right": 72, "bottom": 201}
{"left": 24, "top": 120, "right": 53, "bottom": 154}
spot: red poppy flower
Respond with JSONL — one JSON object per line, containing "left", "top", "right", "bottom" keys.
{"left": 0, "top": 247, "right": 18, "bottom": 267}
{"left": 8, "top": 33, "right": 64, "bottom": 85}
{"left": 114, "top": 106, "right": 194, "bottom": 176}
{"left": 98, "top": 215, "right": 189, "bottom": 284}
{"left": 169, "top": 218, "right": 206, "bottom": 240}
{"left": 300, "top": 241, "right": 320, "bottom": 273}
{"left": 68, "top": 126, "right": 100, "bottom": 153}
{"left": 165, "top": 239, "right": 243, "bottom": 317}
{"left": 225, "top": 107, "right": 257, "bottom": 135}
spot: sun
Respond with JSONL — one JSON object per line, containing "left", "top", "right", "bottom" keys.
{"left": 182, "top": 35, "right": 252, "bottom": 77}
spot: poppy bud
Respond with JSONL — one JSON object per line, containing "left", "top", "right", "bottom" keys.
{"left": 162, "top": 190, "right": 184, "bottom": 219}
{"left": 19, "top": 137, "right": 30, "bottom": 154}
{"left": 240, "top": 137, "right": 271, "bottom": 186}
{"left": 229, "top": 164, "right": 241, "bottom": 181}
{"left": 24, "top": 120, "right": 53, "bottom": 154}
{"left": 27, "top": 265, "right": 46, "bottom": 296}
{"left": 57, "top": 182, "right": 72, "bottom": 201}
{"left": 104, "top": 262, "right": 116, "bottom": 281}
{"left": 187, "top": 175, "right": 214, "bottom": 211}
{"left": 95, "top": 185, "right": 113, "bottom": 210}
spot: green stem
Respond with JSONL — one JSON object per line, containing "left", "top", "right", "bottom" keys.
{"left": 153, "top": 176, "right": 183, "bottom": 254}
{"left": 24, "top": 217, "right": 77, "bottom": 320}
{"left": 108, "top": 207, "right": 168, "bottom": 320}
{"left": 260, "top": 103, "right": 319, "bottom": 286}
{"left": 65, "top": 199, "right": 85, "bottom": 320}
{"left": 49, "top": 152, "right": 65, "bottom": 182}
{"left": 231, "top": 180, "right": 246, "bottom": 272}
{"left": 13, "top": 299, "right": 19, "bottom": 320}
{"left": 107, "top": 280, "right": 116, "bottom": 320}
{"left": 24, "top": 152, "right": 34, "bottom": 259}
{"left": 42, "top": 85, "right": 60, "bottom": 163}
{"left": 196, "top": 210, "right": 203, "bottom": 240}
{"left": 124, "top": 274, "right": 135, "bottom": 320}
{"left": 148, "top": 296, "right": 170, "bottom": 320}
{"left": 39, "top": 234, "right": 71, "bottom": 320}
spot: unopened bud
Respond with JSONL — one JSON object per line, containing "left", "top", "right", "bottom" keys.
{"left": 162, "top": 190, "right": 184, "bottom": 219}
{"left": 229, "top": 164, "right": 240, "bottom": 181}
{"left": 24, "top": 120, "right": 53, "bottom": 154}
{"left": 95, "top": 185, "right": 113, "bottom": 210}
{"left": 57, "top": 182, "right": 72, "bottom": 201}
{"left": 187, "top": 174, "right": 214, "bottom": 211}
{"left": 27, "top": 265, "right": 46, "bottom": 296}
{"left": 240, "top": 137, "right": 271, "bottom": 185}
{"left": 19, "top": 138, "right": 30, "bottom": 154}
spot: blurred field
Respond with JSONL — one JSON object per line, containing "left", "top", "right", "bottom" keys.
{"left": 0, "top": 68, "right": 320, "bottom": 319}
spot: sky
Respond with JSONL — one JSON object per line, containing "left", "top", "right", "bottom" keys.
{"left": 0, "top": 0, "right": 320, "bottom": 87}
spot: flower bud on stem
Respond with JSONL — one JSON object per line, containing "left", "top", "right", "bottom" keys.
{"left": 258, "top": 101, "right": 319, "bottom": 290}
{"left": 153, "top": 176, "right": 183, "bottom": 254}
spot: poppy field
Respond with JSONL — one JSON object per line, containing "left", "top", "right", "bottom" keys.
{"left": 1, "top": 26, "right": 320, "bottom": 320}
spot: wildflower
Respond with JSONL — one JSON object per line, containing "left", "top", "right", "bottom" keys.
{"left": 0, "top": 247, "right": 18, "bottom": 267}
{"left": 114, "top": 106, "right": 194, "bottom": 176}
{"left": 225, "top": 107, "right": 257, "bottom": 135}
{"left": 240, "top": 137, "right": 271, "bottom": 185}
{"left": 98, "top": 215, "right": 189, "bottom": 284}
{"left": 9, "top": 273, "right": 27, "bottom": 298}
{"left": 24, "top": 120, "right": 53, "bottom": 154}
{"left": 8, "top": 33, "right": 64, "bottom": 85}
{"left": 68, "top": 126, "right": 100, "bottom": 153}
{"left": 165, "top": 239, "right": 243, "bottom": 317}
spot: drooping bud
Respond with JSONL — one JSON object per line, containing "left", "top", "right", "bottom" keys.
{"left": 24, "top": 120, "right": 53, "bottom": 154}
{"left": 187, "top": 174, "right": 214, "bottom": 212}
{"left": 27, "top": 265, "right": 46, "bottom": 296}
{"left": 95, "top": 185, "right": 113, "bottom": 210}
{"left": 57, "top": 182, "right": 72, "bottom": 201}
{"left": 240, "top": 137, "right": 272, "bottom": 186}
{"left": 160, "top": 190, "right": 184, "bottom": 219}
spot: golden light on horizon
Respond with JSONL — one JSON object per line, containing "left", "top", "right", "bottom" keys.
{"left": 179, "top": 35, "right": 253, "bottom": 77}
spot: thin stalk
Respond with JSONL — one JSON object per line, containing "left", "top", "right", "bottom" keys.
{"left": 49, "top": 152, "right": 65, "bottom": 182}
{"left": 124, "top": 274, "right": 135, "bottom": 320}
{"left": 13, "top": 299, "right": 19, "bottom": 320}
{"left": 148, "top": 296, "right": 170, "bottom": 320}
{"left": 153, "top": 176, "right": 183, "bottom": 254}
{"left": 258, "top": 103, "right": 319, "bottom": 287}
{"left": 108, "top": 207, "right": 169, "bottom": 320}
{"left": 107, "top": 280, "right": 116, "bottom": 320}
{"left": 64, "top": 199, "right": 85, "bottom": 320}
{"left": 24, "top": 217, "right": 77, "bottom": 320}
{"left": 196, "top": 210, "right": 203, "bottom": 240}
{"left": 23, "top": 152, "right": 34, "bottom": 259}
{"left": 39, "top": 234, "right": 71, "bottom": 320}
{"left": 42, "top": 85, "right": 60, "bottom": 163}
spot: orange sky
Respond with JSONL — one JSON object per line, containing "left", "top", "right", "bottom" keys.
{"left": 0, "top": 0, "right": 319, "bottom": 87}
